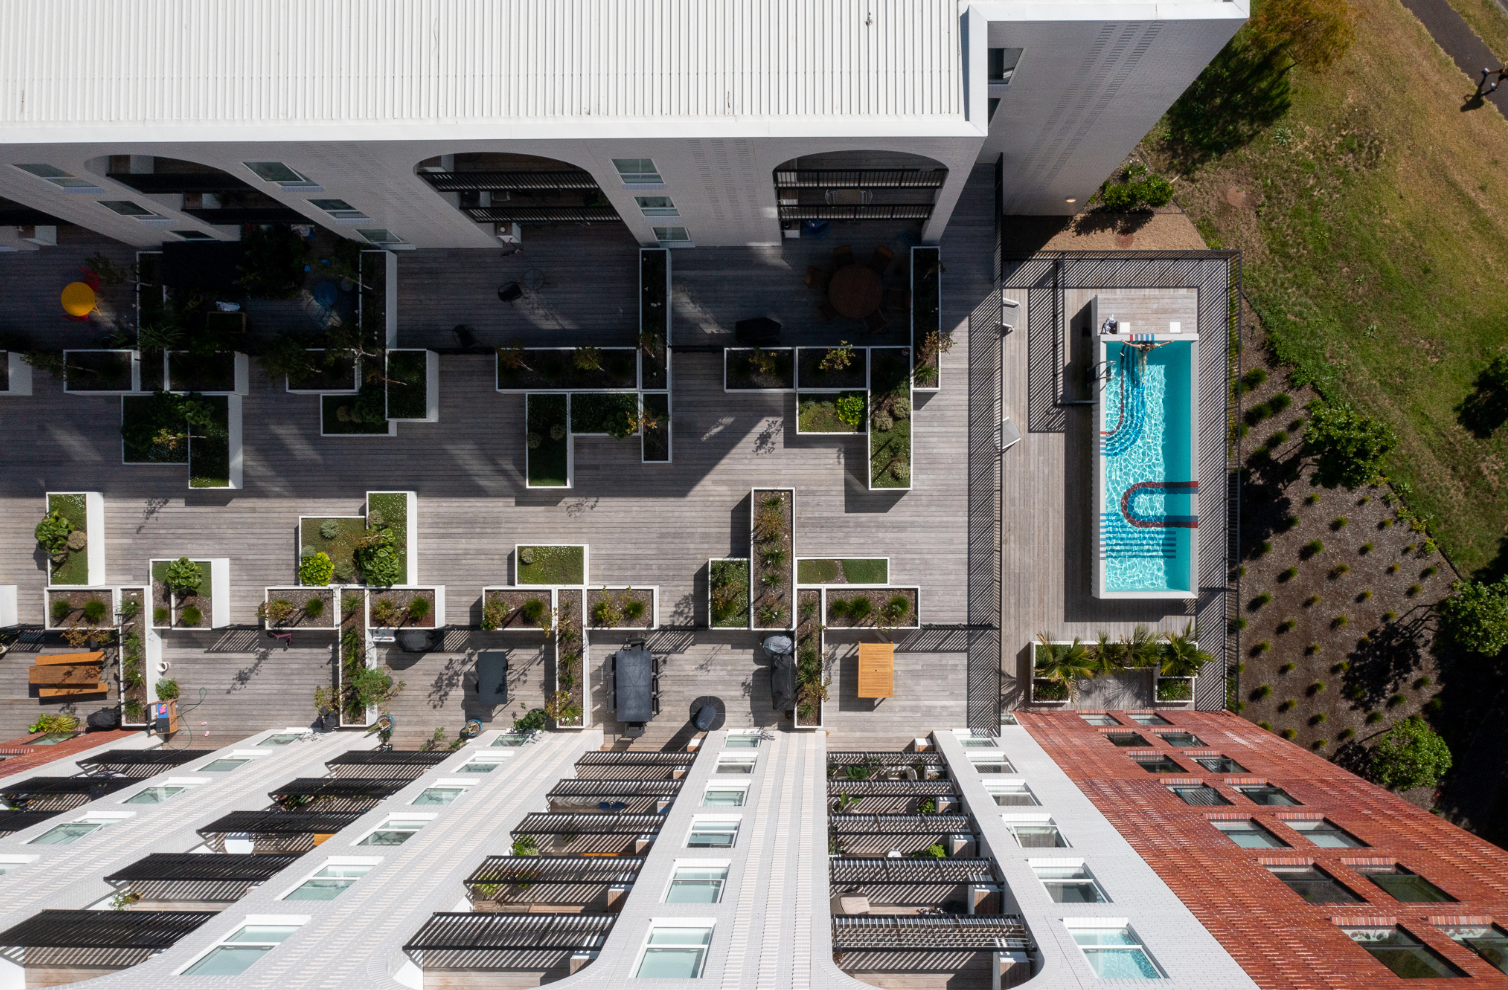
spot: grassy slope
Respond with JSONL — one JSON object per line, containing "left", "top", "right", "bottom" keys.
{"left": 1149, "top": 0, "right": 1508, "bottom": 574}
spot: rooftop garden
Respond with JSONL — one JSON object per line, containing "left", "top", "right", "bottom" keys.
{"left": 797, "top": 558, "right": 888, "bottom": 585}
{"left": 151, "top": 557, "right": 213, "bottom": 630}
{"left": 37, "top": 493, "right": 90, "bottom": 586}
{"left": 570, "top": 392, "right": 640, "bottom": 437}
{"left": 64, "top": 350, "right": 134, "bottom": 392}
{"left": 166, "top": 350, "right": 238, "bottom": 393}
{"left": 1031, "top": 625, "right": 1210, "bottom": 704}
{"left": 384, "top": 350, "right": 430, "bottom": 420}
{"left": 641, "top": 393, "right": 671, "bottom": 462}
{"left": 188, "top": 394, "right": 232, "bottom": 488}
{"left": 518, "top": 545, "right": 586, "bottom": 586}
{"left": 911, "top": 247, "right": 943, "bottom": 389}
{"left": 751, "top": 489, "right": 794, "bottom": 629}
{"left": 868, "top": 348, "right": 913, "bottom": 489}
{"left": 797, "top": 343, "right": 866, "bottom": 390}
{"left": 709, "top": 558, "right": 750, "bottom": 628}
{"left": 497, "top": 345, "right": 637, "bottom": 391}
{"left": 797, "top": 391, "right": 865, "bottom": 435}
{"left": 796, "top": 589, "right": 827, "bottom": 728}
{"left": 526, "top": 394, "right": 570, "bottom": 487}
{"left": 482, "top": 590, "right": 552, "bottom": 631}
{"left": 548, "top": 588, "right": 587, "bottom": 728}
{"left": 726, "top": 348, "right": 794, "bottom": 390}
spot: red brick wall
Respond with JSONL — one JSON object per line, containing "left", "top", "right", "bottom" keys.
{"left": 1018, "top": 710, "right": 1508, "bottom": 988}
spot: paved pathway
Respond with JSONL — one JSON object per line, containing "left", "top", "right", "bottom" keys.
{"left": 1399, "top": 0, "right": 1508, "bottom": 116}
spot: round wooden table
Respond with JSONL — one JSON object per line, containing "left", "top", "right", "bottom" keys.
{"left": 827, "top": 264, "right": 883, "bottom": 319}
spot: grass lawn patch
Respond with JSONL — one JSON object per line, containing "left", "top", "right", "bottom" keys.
{"left": 188, "top": 395, "right": 231, "bottom": 488}
{"left": 869, "top": 348, "right": 913, "bottom": 488}
{"left": 1146, "top": 0, "right": 1508, "bottom": 572}
{"left": 300, "top": 517, "right": 367, "bottom": 585}
{"left": 570, "top": 392, "right": 639, "bottom": 436}
{"left": 797, "top": 346, "right": 867, "bottom": 390}
{"left": 321, "top": 384, "right": 390, "bottom": 435}
{"left": 366, "top": 491, "right": 408, "bottom": 577}
{"left": 709, "top": 559, "right": 749, "bottom": 628}
{"left": 46, "top": 493, "right": 89, "bottom": 585}
{"left": 518, "top": 545, "right": 585, "bottom": 586}
{"left": 798, "top": 392, "right": 865, "bottom": 434}
{"left": 497, "top": 348, "right": 637, "bottom": 390}
{"left": 151, "top": 558, "right": 213, "bottom": 629}
{"left": 384, "top": 350, "right": 429, "bottom": 420}
{"left": 121, "top": 393, "right": 190, "bottom": 464}
{"left": 526, "top": 394, "right": 570, "bottom": 487}
{"left": 796, "top": 558, "right": 889, "bottom": 585}
{"left": 726, "top": 348, "right": 794, "bottom": 390}
{"left": 167, "top": 350, "right": 236, "bottom": 392}
{"left": 642, "top": 393, "right": 670, "bottom": 462}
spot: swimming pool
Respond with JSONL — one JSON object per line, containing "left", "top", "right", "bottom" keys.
{"left": 1093, "top": 337, "right": 1199, "bottom": 598}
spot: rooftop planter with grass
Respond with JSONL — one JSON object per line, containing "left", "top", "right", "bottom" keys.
{"left": 496, "top": 346, "right": 638, "bottom": 391}
{"left": 44, "top": 587, "right": 117, "bottom": 633}
{"left": 751, "top": 488, "right": 795, "bottom": 630}
{"left": 526, "top": 393, "right": 571, "bottom": 488}
{"left": 641, "top": 393, "right": 671, "bottom": 463}
{"left": 911, "top": 246, "right": 942, "bottom": 391}
{"left": 188, "top": 394, "right": 241, "bottom": 489}
{"left": 385, "top": 349, "right": 438, "bottom": 422}
{"left": 285, "top": 349, "right": 359, "bottom": 394}
{"left": 366, "top": 491, "right": 417, "bottom": 586}
{"left": 64, "top": 349, "right": 138, "bottom": 394}
{"left": 796, "top": 558, "right": 889, "bottom": 586}
{"left": 869, "top": 347, "right": 914, "bottom": 490}
{"left": 587, "top": 587, "right": 656, "bottom": 631}
{"left": 1155, "top": 674, "right": 1196, "bottom": 706}
{"left": 709, "top": 558, "right": 750, "bottom": 628}
{"left": 39, "top": 492, "right": 104, "bottom": 586}
{"left": 824, "top": 587, "right": 920, "bottom": 630}
{"left": 338, "top": 589, "right": 402, "bottom": 728}
{"left": 516, "top": 545, "right": 588, "bottom": 586}
{"left": 368, "top": 587, "right": 444, "bottom": 630}
{"left": 570, "top": 393, "right": 641, "bottom": 437}
{"left": 260, "top": 588, "right": 338, "bottom": 631}
{"left": 796, "top": 391, "right": 866, "bottom": 435}
{"left": 549, "top": 588, "right": 588, "bottom": 729}
{"left": 150, "top": 557, "right": 229, "bottom": 629}
{"left": 796, "top": 344, "right": 867, "bottom": 391}
{"left": 118, "top": 588, "right": 149, "bottom": 727}
{"left": 482, "top": 589, "right": 554, "bottom": 632}
{"left": 795, "top": 588, "right": 827, "bottom": 729}
{"left": 640, "top": 248, "right": 670, "bottom": 389}
{"left": 297, "top": 516, "right": 367, "bottom": 586}
{"left": 121, "top": 392, "right": 191, "bottom": 464}
{"left": 725, "top": 347, "right": 795, "bottom": 391}
{"left": 165, "top": 350, "right": 247, "bottom": 394}
{"left": 321, "top": 382, "right": 396, "bottom": 436}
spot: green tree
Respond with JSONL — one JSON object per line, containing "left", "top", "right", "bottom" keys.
{"left": 1437, "top": 578, "right": 1508, "bottom": 655}
{"left": 1367, "top": 716, "right": 1452, "bottom": 791}
{"left": 1161, "top": 622, "right": 1214, "bottom": 677}
{"left": 1304, "top": 402, "right": 1396, "bottom": 489}
{"left": 1245, "top": 0, "right": 1358, "bottom": 72}
{"left": 1034, "top": 635, "right": 1097, "bottom": 694}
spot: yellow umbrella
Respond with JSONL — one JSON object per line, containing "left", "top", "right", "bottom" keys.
{"left": 61, "top": 281, "right": 96, "bottom": 317}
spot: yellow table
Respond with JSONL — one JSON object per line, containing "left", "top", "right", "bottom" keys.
{"left": 61, "top": 281, "right": 96, "bottom": 317}
{"left": 856, "top": 642, "right": 894, "bottom": 699}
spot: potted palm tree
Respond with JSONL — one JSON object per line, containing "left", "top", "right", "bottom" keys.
{"left": 1031, "top": 635, "right": 1096, "bottom": 704}
{"left": 1155, "top": 622, "right": 1210, "bottom": 706}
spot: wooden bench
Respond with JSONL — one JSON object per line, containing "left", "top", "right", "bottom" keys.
{"left": 30, "top": 665, "right": 102, "bottom": 686}
{"left": 37, "top": 684, "right": 108, "bottom": 698}
{"left": 32, "top": 651, "right": 105, "bottom": 666}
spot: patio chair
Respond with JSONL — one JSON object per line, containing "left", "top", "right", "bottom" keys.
{"left": 867, "top": 245, "right": 895, "bottom": 275}
{"left": 883, "top": 286, "right": 911, "bottom": 312}
{"left": 497, "top": 282, "right": 523, "bottom": 303}
{"left": 805, "top": 266, "right": 832, "bottom": 292}
{"left": 818, "top": 300, "right": 839, "bottom": 324}
{"left": 864, "top": 310, "right": 888, "bottom": 334}
{"left": 832, "top": 245, "right": 854, "bottom": 269}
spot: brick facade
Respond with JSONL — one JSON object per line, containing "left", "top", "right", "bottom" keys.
{"left": 0, "top": 729, "right": 134, "bottom": 779}
{"left": 1018, "top": 710, "right": 1508, "bottom": 987}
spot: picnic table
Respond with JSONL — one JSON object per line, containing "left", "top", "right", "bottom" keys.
{"left": 856, "top": 643, "right": 895, "bottom": 700}
{"left": 613, "top": 646, "right": 656, "bottom": 723}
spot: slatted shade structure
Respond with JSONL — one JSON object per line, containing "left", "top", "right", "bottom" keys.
{"left": 831, "top": 916, "right": 1033, "bottom": 952}
{"left": 547, "top": 780, "right": 681, "bottom": 798}
{"left": 405, "top": 912, "right": 615, "bottom": 955}
{"left": 467, "top": 856, "right": 644, "bottom": 888}
{"left": 0, "top": 910, "right": 216, "bottom": 948}
{"left": 574, "top": 751, "right": 692, "bottom": 780}
{"left": 829, "top": 859, "right": 997, "bottom": 886}
{"left": 513, "top": 813, "right": 663, "bottom": 836}
{"left": 197, "top": 811, "right": 363, "bottom": 837}
{"left": 829, "top": 752, "right": 946, "bottom": 769}
{"left": 774, "top": 169, "right": 948, "bottom": 189}
{"left": 419, "top": 170, "right": 601, "bottom": 192}
{"left": 105, "top": 854, "right": 299, "bottom": 884}
{"left": 829, "top": 815, "right": 972, "bottom": 836}
{"left": 0, "top": 810, "right": 61, "bottom": 834}
{"left": 325, "top": 750, "right": 452, "bottom": 779}
{"left": 76, "top": 749, "right": 213, "bottom": 777}
{"left": 462, "top": 207, "right": 620, "bottom": 223}
{"left": 0, "top": 776, "right": 135, "bottom": 807}
{"left": 828, "top": 780, "right": 957, "bottom": 796}
{"left": 268, "top": 778, "right": 407, "bottom": 802}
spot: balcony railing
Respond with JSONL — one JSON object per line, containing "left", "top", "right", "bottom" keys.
{"left": 461, "top": 206, "right": 620, "bottom": 223}
{"left": 778, "top": 205, "right": 933, "bottom": 221}
{"left": 775, "top": 169, "right": 947, "bottom": 189}
{"left": 420, "top": 170, "right": 602, "bottom": 192}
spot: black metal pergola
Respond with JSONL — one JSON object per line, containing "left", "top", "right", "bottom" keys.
{"left": 268, "top": 778, "right": 408, "bottom": 802}
{"left": 0, "top": 810, "right": 62, "bottom": 835}
{"left": 829, "top": 814, "right": 973, "bottom": 836}
{"left": 404, "top": 913, "right": 616, "bottom": 953}
{"left": 547, "top": 779, "right": 682, "bottom": 799}
{"left": 831, "top": 916, "right": 1034, "bottom": 953}
{"left": 575, "top": 752, "right": 692, "bottom": 767}
{"left": 466, "top": 856, "right": 644, "bottom": 888}
{"left": 512, "top": 813, "right": 663, "bottom": 837}
{"left": 197, "top": 811, "right": 363, "bottom": 837}
{"left": 105, "top": 853, "right": 300, "bottom": 884}
{"left": 76, "top": 749, "right": 214, "bottom": 777}
{"left": 325, "top": 750, "right": 452, "bottom": 769}
{"left": 0, "top": 910, "right": 217, "bottom": 949}
{"left": 0, "top": 776, "right": 136, "bottom": 806}
{"left": 829, "top": 858, "right": 997, "bottom": 886}
{"left": 828, "top": 780, "right": 958, "bottom": 797}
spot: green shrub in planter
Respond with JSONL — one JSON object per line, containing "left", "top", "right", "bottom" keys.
{"left": 164, "top": 557, "right": 204, "bottom": 596}
{"left": 51, "top": 598, "right": 73, "bottom": 625}
{"left": 300, "top": 551, "right": 334, "bottom": 586}
{"left": 153, "top": 606, "right": 170, "bottom": 625}
{"left": 156, "top": 679, "right": 180, "bottom": 700}
{"left": 181, "top": 606, "right": 203, "bottom": 626}
{"left": 304, "top": 597, "right": 326, "bottom": 618}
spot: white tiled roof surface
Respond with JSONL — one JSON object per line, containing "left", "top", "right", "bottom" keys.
{"left": 0, "top": 0, "right": 963, "bottom": 126}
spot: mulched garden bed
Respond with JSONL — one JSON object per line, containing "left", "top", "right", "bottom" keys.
{"left": 796, "top": 588, "right": 824, "bottom": 727}
{"left": 287, "top": 352, "right": 357, "bottom": 391}
{"left": 641, "top": 336, "right": 668, "bottom": 390}
{"left": 368, "top": 588, "right": 437, "bottom": 628}
{"left": 497, "top": 348, "right": 638, "bottom": 390}
{"left": 824, "top": 587, "right": 918, "bottom": 629}
{"left": 709, "top": 559, "right": 749, "bottom": 628}
{"left": 150, "top": 562, "right": 213, "bottom": 629}
{"left": 526, "top": 394, "right": 570, "bottom": 487}
{"left": 751, "top": 489, "right": 794, "bottom": 628}
{"left": 385, "top": 350, "right": 429, "bottom": 420}
{"left": 642, "top": 393, "right": 670, "bottom": 462}
{"left": 587, "top": 588, "right": 653, "bottom": 629}
{"left": 262, "top": 588, "right": 336, "bottom": 629}
{"left": 47, "top": 589, "right": 111, "bottom": 628}
{"left": 726, "top": 348, "right": 794, "bottom": 390}
{"left": 121, "top": 394, "right": 190, "bottom": 464}
{"left": 552, "top": 589, "right": 586, "bottom": 727}
{"left": 570, "top": 393, "right": 639, "bottom": 436}
{"left": 483, "top": 589, "right": 553, "bottom": 631}
{"left": 119, "top": 588, "right": 147, "bottom": 724}
{"left": 797, "top": 346, "right": 867, "bottom": 390}
{"left": 300, "top": 517, "right": 368, "bottom": 585}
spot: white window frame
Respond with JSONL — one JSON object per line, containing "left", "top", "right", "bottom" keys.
{"left": 1211, "top": 819, "right": 1288, "bottom": 849}
{"left": 120, "top": 777, "right": 207, "bottom": 805}
{"left": 968, "top": 753, "right": 1016, "bottom": 774}
{"left": 199, "top": 749, "right": 270, "bottom": 773}
{"left": 353, "top": 813, "right": 437, "bottom": 847}
{"left": 309, "top": 198, "right": 370, "bottom": 222}
{"left": 701, "top": 783, "right": 748, "bottom": 808}
{"left": 243, "top": 161, "right": 319, "bottom": 188}
{"left": 1285, "top": 817, "right": 1366, "bottom": 847}
{"left": 490, "top": 730, "right": 540, "bottom": 747}
{"left": 1002, "top": 813, "right": 1068, "bottom": 849}
{"left": 0, "top": 855, "right": 39, "bottom": 875}
{"left": 27, "top": 811, "right": 132, "bottom": 846}
{"left": 714, "top": 753, "right": 756, "bottom": 775}
{"left": 686, "top": 816, "right": 740, "bottom": 849}
{"left": 634, "top": 195, "right": 679, "bottom": 217}
{"left": 258, "top": 729, "right": 311, "bottom": 746}
{"left": 1030, "top": 859, "right": 1109, "bottom": 904}
{"left": 723, "top": 731, "right": 761, "bottom": 749}
{"left": 13, "top": 163, "right": 102, "bottom": 193}
{"left": 99, "top": 200, "right": 169, "bottom": 223}
{"left": 358, "top": 228, "right": 406, "bottom": 246}
{"left": 632, "top": 920, "right": 714, "bottom": 979}
{"left": 410, "top": 779, "right": 474, "bottom": 806}
{"left": 177, "top": 915, "right": 309, "bottom": 976}
{"left": 652, "top": 225, "right": 691, "bottom": 245}
{"left": 663, "top": 861, "right": 731, "bottom": 904}
{"left": 457, "top": 752, "right": 511, "bottom": 773}
{"left": 1064, "top": 918, "right": 1164, "bottom": 980}
{"left": 277, "top": 856, "right": 380, "bottom": 901}
{"left": 613, "top": 158, "right": 664, "bottom": 185}
{"left": 985, "top": 780, "right": 1038, "bottom": 806}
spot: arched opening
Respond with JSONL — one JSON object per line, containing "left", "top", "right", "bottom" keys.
{"left": 100, "top": 156, "right": 309, "bottom": 226}
{"left": 415, "top": 153, "right": 622, "bottom": 233}
{"left": 773, "top": 150, "right": 948, "bottom": 226}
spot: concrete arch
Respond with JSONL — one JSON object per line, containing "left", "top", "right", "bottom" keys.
{"left": 413, "top": 151, "right": 630, "bottom": 246}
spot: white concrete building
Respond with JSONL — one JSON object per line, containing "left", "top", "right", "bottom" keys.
{"left": 0, "top": 0, "right": 1244, "bottom": 250}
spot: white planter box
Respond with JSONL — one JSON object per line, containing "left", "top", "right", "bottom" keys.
{"left": 360, "top": 249, "right": 399, "bottom": 348}
{"left": 43, "top": 586, "right": 117, "bottom": 631}
{"left": 495, "top": 347, "right": 641, "bottom": 393}
{"left": 911, "top": 245, "right": 942, "bottom": 393}
{"left": 296, "top": 515, "right": 367, "bottom": 587}
{"left": 524, "top": 393, "right": 573, "bottom": 489}
{"left": 385, "top": 349, "right": 439, "bottom": 422}
{"left": 0, "top": 352, "right": 33, "bottom": 395}
{"left": 262, "top": 587, "right": 340, "bottom": 631}
{"left": 0, "top": 586, "right": 15, "bottom": 627}
{"left": 551, "top": 588, "right": 589, "bottom": 730}
{"left": 63, "top": 349, "right": 139, "bottom": 395}
{"left": 368, "top": 586, "right": 446, "bottom": 636}
{"left": 724, "top": 347, "right": 796, "bottom": 393}
{"left": 187, "top": 393, "right": 242, "bottom": 489}
{"left": 44, "top": 492, "right": 106, "bottom": 586}
{"left": 514, "top": 544, "right": 589, "bottom": 587}
{"left": 367, "top": 491, "right": 419, "bottom": 586}
{"left": 1155, "top": 675, "right": 1197, "bottom": 707}
{"left": 749, "top": 487, "right": 796, "bottom": 631}
{"left": 707, "top": 557, "right": 750, "bottom": 630}
{"left": 148, "top": 558, "right": 230, "bottom": 629}
{"left": 794, "top": 557, "right": 890, "bottom": 588}
{"left": 586, "top": 586, "right": 658, "bottom": 631}
{"left": 1028, "top": 678, "right": 1071, "bottom": 705}
{"left": 822, "top": 586, "right": 922, "bottom": 631}
{"left": 867, "top": 346, "right": 915, "bottom": 492}
{"left": 164, "top": 350, "right": 248, "bottom": 395}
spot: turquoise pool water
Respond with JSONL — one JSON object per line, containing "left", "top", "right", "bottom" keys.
{"left": 1099, "top": 341, "right": 1196, "bottom": 594}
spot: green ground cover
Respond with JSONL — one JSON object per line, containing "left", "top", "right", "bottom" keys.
{"left": 710, "top": 559, "right": 750, "bottom": 628}
{"left": 300, "top": 517, "right": 367, "bottom": 584}
{"left": 322, "top": 386, "right": 390, "bottom": 435}
{"left": 868, "top": 349, "right": 913, "bottom": 488}
{"left": 47, "top": 493, "right": 89, "bottom": 585}
{"left": 518, "top": 545, "right": 585, "bottom": 585}
{"left": 796, "top": 558, "right": 889, "bottom": 585}
{"left": 798, "top": 392, "right": 865, "bottom": 434}
{"left": 570, "top": 392, "right": 640, "bottom": 436}
{"left": 121, "top": 393, "right": 190, "bottom": 463}
{"left": 366, "top": 492, "right": 409, "bottom": 580}
{"left": 188, "top": 395, "right": 231, "bottom": 488}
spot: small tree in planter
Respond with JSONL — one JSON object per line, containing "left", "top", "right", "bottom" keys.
{"left": 1033, "top": 635, "right": 1096, "bottom": 701}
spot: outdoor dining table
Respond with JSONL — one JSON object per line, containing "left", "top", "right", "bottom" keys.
{"left": 827, "top": 264, "right": 884, "bottom": 319}
{"left": 613, "top": 646, "right": 655, "bottom": 723}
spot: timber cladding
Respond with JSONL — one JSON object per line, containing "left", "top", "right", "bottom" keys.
{"left": 1017, "top": 710, "right": 1508, "bottom": 988}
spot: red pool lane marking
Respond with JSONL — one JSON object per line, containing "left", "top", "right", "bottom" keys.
{"left": 1121, "top": 480, "right": 1199, "bottom": 529}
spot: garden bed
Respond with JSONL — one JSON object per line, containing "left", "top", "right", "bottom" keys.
{"left": 45, "top": 588, "right": 114, "bottom": 632}
{"left": 640, "top": 248, "right": 670, "bottom": 389}
{"left": 1156, "top": 676, "right": 1195, "bottom": 705}
{"left": 824, "top": 587, "right": 920, "bottom": 630}
{"left": 796, "top": 346, "right": 867, "bottom": 390}
{"left": 286, "top": 350, "right": 358, "bottom": 393}
{"left": 796, "top": 558, "right": 889, "bottom": 586}
{"left": 1030, "top": 678, "right": 1070, "bottom": 704}
{"left": 795, "top": 588, "right": 825, "bottom": 728}
{"left": 260, "top": 587, "right": 337, "bottom": 630}
{"left": 151, "top": 559, "right": 214, "bottom": 630}
{"left": 570, "top": 393, "right": 640, "bottom": 437}
{"left": 517, "top": 545, "right": 586, "bottom": 586}
{"left": 526, "top": 394, "right": 571, "bottom": 488}
{"left": 188, "top": 394, "right": 235, "bottom": 489}
{"left": 551, "top": 588, "right": 587, "bottom": 729}
{"left": 725, "top": 348, "right": 795, "bottom": 390}
{"left": 298, "top": 516, "right": 367, "bottom": 585}
{"left": 366, "top": 492, "right": 414, "bottom": 586}
{"left": 368, "top": 588, "right": 438, "bottom": 629}
{"left": 118, "top": 588, "right": 148, "bottom": 726}
{"left": 868, "top": 347, "right": 914, "bottom": 489}
{"left": 750, "top": 488, "right": 795, "bottom": 630}
{"left": 642, "top": 393, "right": 671, "bottom": 463}
{"left": 709, "top": 558, "right": 749, "bottom": 628}
{"left": 321, "top": 387, "right": 395, "bottom": 436}
{"left": 911, "top": 246, "right": 941, "bottom": 390}
{"left": 385, "top": 349, "right": 434, "bottom": 421}
{"left": 121, "top": 393, "right": 190, "bottom": 464}
{"left": 339, "top": 591, "right": 373, "bottom": 726}
{"left": 482, "top": 589, "right": 553, "bottom": 631}
{"left": 497, "top": 348, "right": 638, "bottom": 391}
{"left": 64, "top": 350, "right": 136, "bottom": 393}
{"left": 42, "top": 492, "right": 95, "bottom": 586}
{"left": 587, "top": 587, "right": 655, "bottom": 630}
{"left": 796, "top": 392, "right": 865, "bottom": 435}
{"left": 167, "top": 350, "right": 240, "bottom": 393}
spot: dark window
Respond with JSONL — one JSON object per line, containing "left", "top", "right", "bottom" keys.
{"left": 1132, "top": 755, "right": 1183, "bottom": 774}
{"left": 1444, "top": 925, "right": 1508, "bottom": 975}
{"left": 987, "top": 47, "right": 1023, "bottom": 84}
{"left": 1357, "top": 866, "right": 1456, "bottom": 903}
{"left": 1212, "top": 820, "right": 1287, "bottom": 848}
{"left": 1104, "top": 733, "right": 1150, "bottom": 748}
{"left": 1170, "top": 786, "right": 1230, "bottom": 806}
{"left": 1287, "top": 819, "right": 1366, "bottom": 848}
{"left": 1129, "top": 713, "right": 1171, "bottom": 726}
{"left": 1345, "top": 928, "right": 1465, "bottom": 979}
{"left": 1237, "top": 785, "right": 1299, "bottom": 806}
{"left": 1080, "top": 714, "right": 1119, "bottom": 727}
{"left": 1157, "top": 732, "right": 1204, "bottom": 748}
{"left": 1268, "top": 865, "right": 1362, "bottom": 904}
{"left": 1193, "top": 756, "right": 1247, "bottom": 773}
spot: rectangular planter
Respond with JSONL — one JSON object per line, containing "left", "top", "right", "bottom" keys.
{"left": 1155, "top": 675, "right": 1196, "bottom": 707}
{"left": 63, "top": 349, "right": 138, "bottom": 394}
{"left": 361, "top": 250, "right": 399, "bottom": 349}
{"left": 44, "top": 586, "right": 117, "bottom": 632}
{"left": 822, "top": 587, "right": 921, "bottom": 630}
{"left": 525, "top": 393, "right": 572, "bottom": 488}
{"left": 286, "top": 350, "right": 359, "bottom": 394}
{"left": 641, "top": 393, "right": 671, "bottom": 463}
{"left": 165, "top": 350, "right": 248, "bottom": 395}
{"left": 570, "top": 392, "right": 641, "bottom": 437}
{"left": 749, "top": 488, "right": 795, "bottom": 631}
{"left": 586, "top": 587, "right": 658, "bottom": 631}
{"left": 481, "top": 587, "right": 556, "bottom": 632}
{"left": 385, "top": 349, "right": 439, "bottom": 422}
{"left": 43, "top": 492, "right": 105, "bottom": 586}
{"left": 368, "top": 586, "right": 445, "bottom": 634}
{"left": 320, "top": 392, "right": 397, "bottom": 437}
{"left": 551, "top": 588, "right": 589, "bottom": 729}
{"left": 261, "top": 587, "right": 339, "bottom": 631}
{"left": 868, "top": 347, "right": 914, "bottom": 491}
{"left": 497, "top": 348, "right": 639, "bottom": 392}
{"left": 187, "top": 394, "right": 242, "bottom": 489}
{"left": 795, "top": 346, "right": 867, "bottom": 391}
{"left": 1029, "top": 678, "right": 1071, "bottom": 705}
{"left": 149, "top": 558, "right": 230, "bottom": 630}
{"left": 708, "top": 558, "right": 750, "bottom": 629}
{"left": 724, "top": 348, "right": 795, "bottom": 392}
{"left": 795, "top": 391, "right": 866, "bottom": 435}
{"left": 793, "top": 588, "right": 825, "bottom": 729}
{"left": 911, "top": 246, "right": 942, "bottom": 392}
{"left": 640, "top": 247, "right": 671, "bottom": 390}
{"left": 297, "top": 516, "right": 367, "bottom": 587}
{"left": 338, "top": 588, "right": 376, "bottom": 727}
{"left": 121, "top": 393, "right": 188, "bottom": 465}
{"left": 117, "top": 586, "right": 149, "bottom": 727}
{"left": 515, "top": 545, "right": 588, "bottom": 587}
{"left": 366, "top": 492, "right": 418, "bottom": 586}
{"left": 0, "top": 351, "right": 33, "bottom": 395}
{"left": 794, "top": 557, "right": 889, "bottom": 587}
